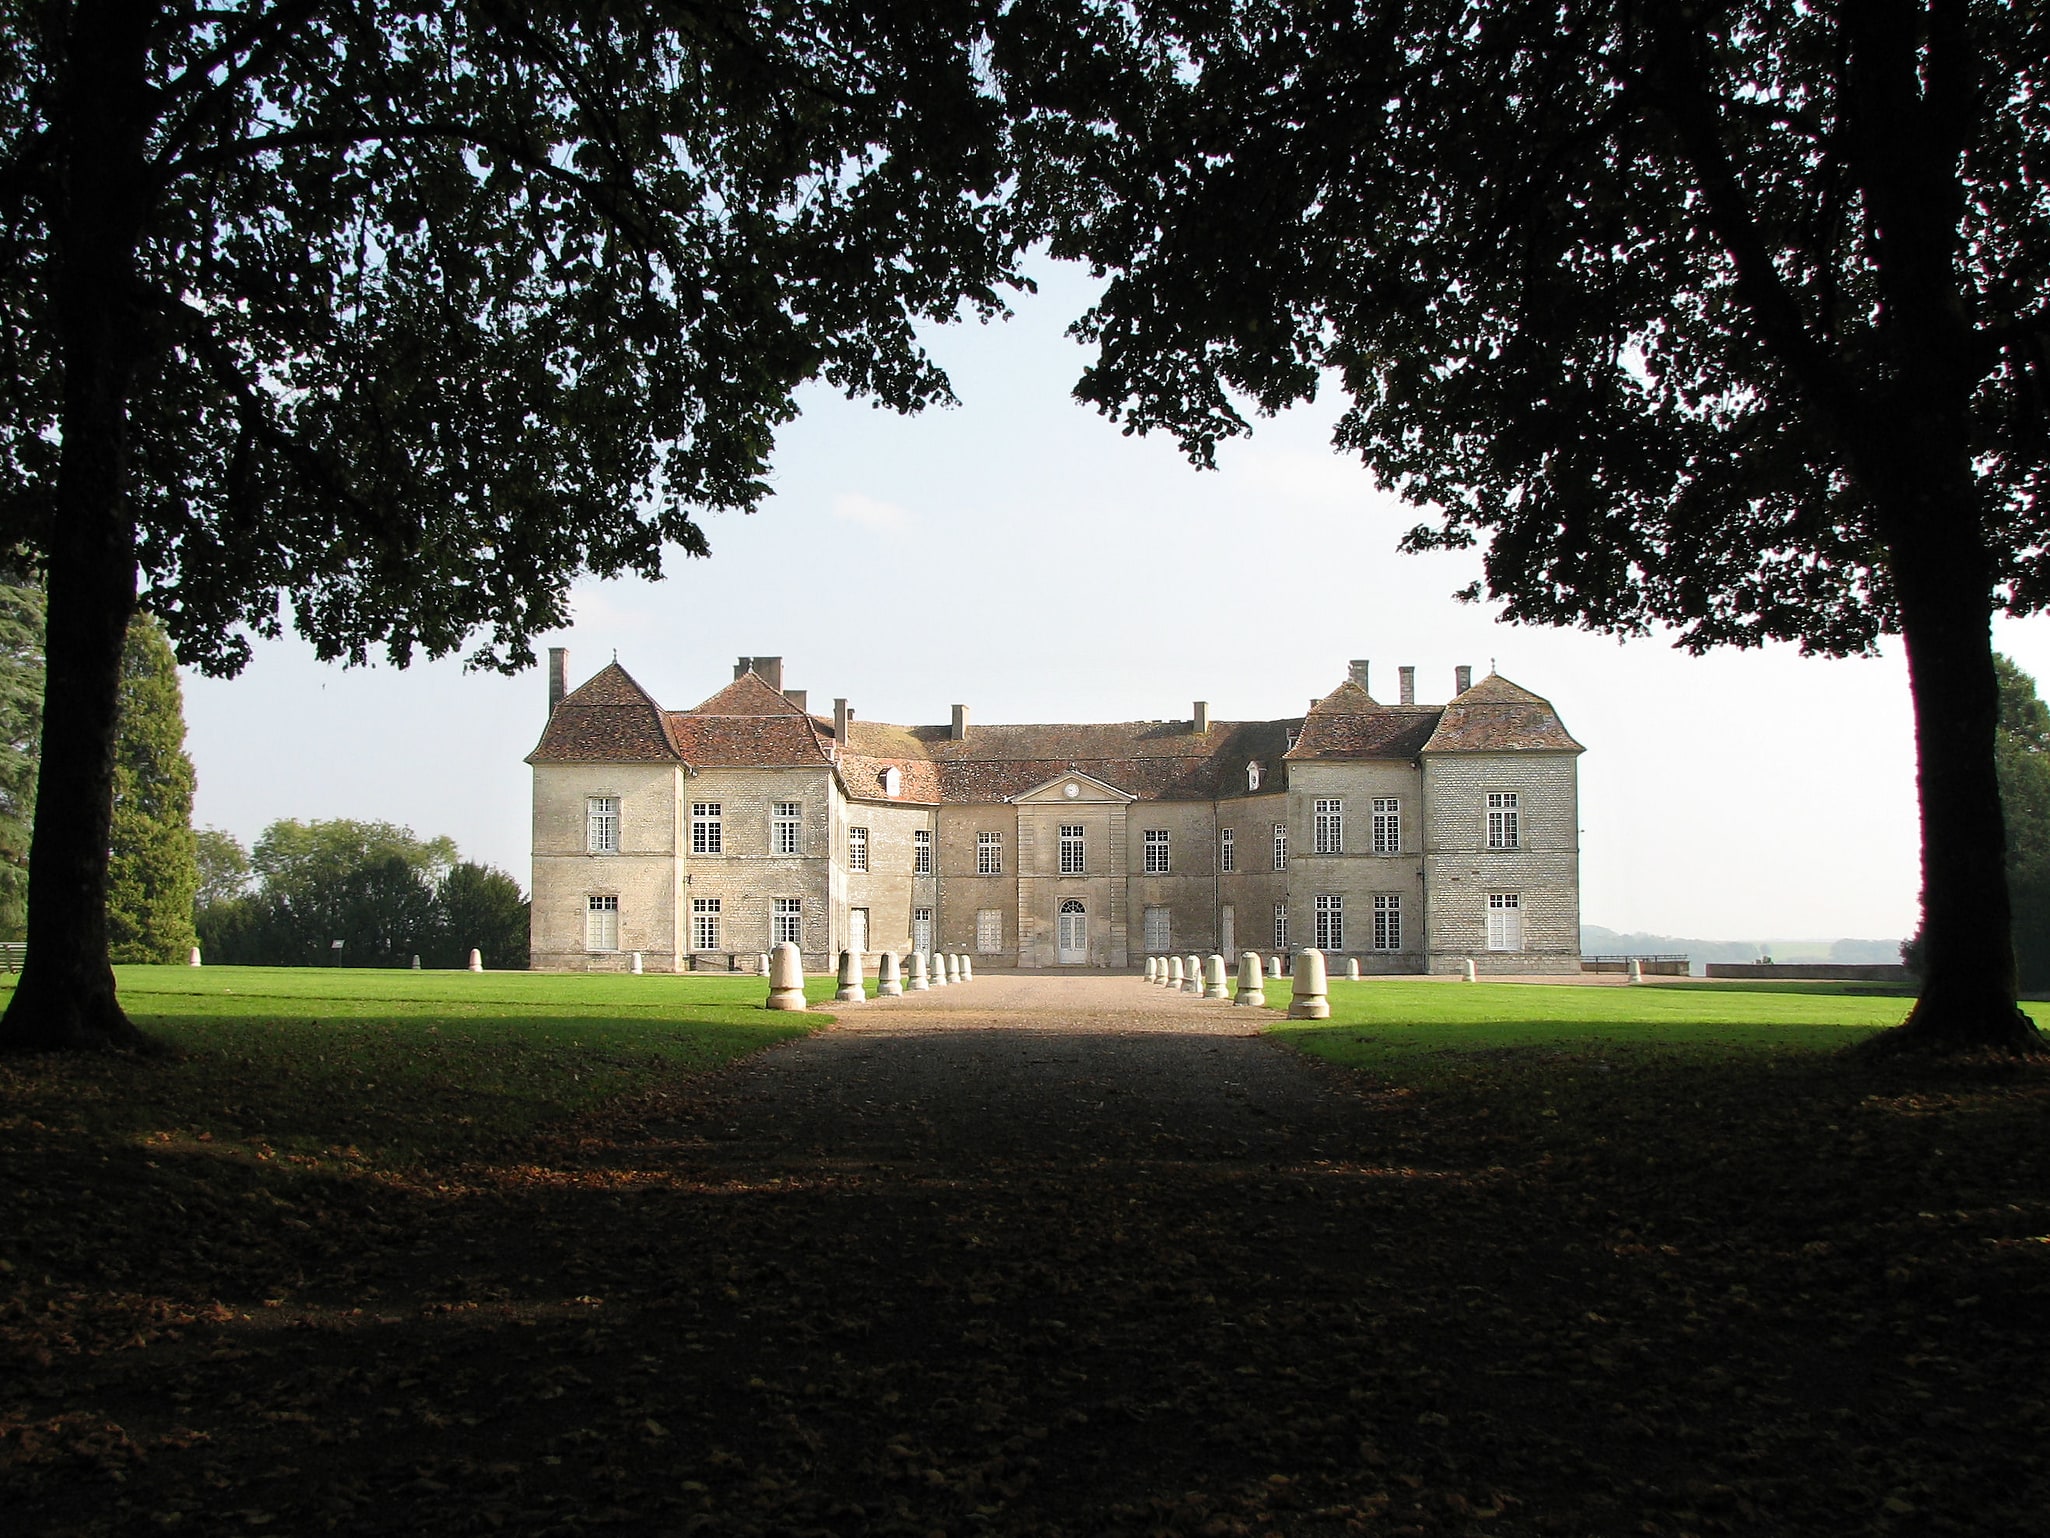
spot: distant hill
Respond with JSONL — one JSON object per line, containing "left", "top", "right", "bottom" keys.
{"left": 1581, "top": 926, "right": 1903, "bottom": 966}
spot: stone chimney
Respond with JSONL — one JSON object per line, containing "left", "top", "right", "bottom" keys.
{"left": 835, "top": 697, "right": 851, "bottom": 742}
{"left": 1398, "top": 666, "right": 1416, "bottom": 705}
{"left": 951, "top": 704, "right": 970, "bottom": 741}
{"left": 1348, "top": 659, "right": 1370, "bottom": 692}
{"left": 1455, "top": 665, "right": 1473, "bottom": 695}
{"left": 548, "top": 648, "right": 567, "bottom": 714}
{"left": 734, "top": 656, "right": 751, "bottom": 681}
{"left": 784, "top": 688, "right": 807, "bottom": 713}
{"left": 752, "top": 656, "right": 783, "bottom": 692}
{"left": 1193, "top": 701, "right": 1210, "bottom": 734}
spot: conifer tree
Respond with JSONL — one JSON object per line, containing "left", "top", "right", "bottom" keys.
{"left": 105, "top": 613, "right": 197, "bottom": 964}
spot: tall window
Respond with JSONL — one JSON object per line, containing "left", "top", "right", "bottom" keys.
{"left": 1059, "top": 823, "right": 1085, "bottom": 874}
{"left": 586, "top": 796, "right": 620, "bottom": 854}
{"left": 772, "top": 897, "right": 802, "bottom": 946}
{"left": 1315, "top": 893, "right": 1343, "bottom": 951}
{"left": 1274, "top": 902, "right": 1288, "bottom": 950}
{"left": 1144, "top": 829, "right": 1171, "bottom": 874}
{"left": 1314, "top": 798, "right": 1344, "bottom": 855}
{"left": 772, "top": 801, "right": 802, "bottom": 855}
{"left": 1373, "top": 893, "right": 1401, "bottom": 951}
{"left": 977, "top": 831, "right": 1002, "bottom": 875}
{"left": 848, "top": 826, "right": 869, "bottom": 873}
{"left": 976, "top": 908, "right": 1003, "bottom": 953}
{"left": 913, "top": 907, "right": 932, "bottom": 953}
{"left": 1372, "top": 797, "right": 1401, "bottom": 854}
{"left": 586, "top": 894, "right": 619, "bottom": 951}
{"left": 914, "top": 828, "right": 932, "bottom": 874}
{"left": 1487, "top": 893, "right": 1523, "bottom": 951}
{"left": 1143, "top": 905, "right": 1171, "bottom": 953}
{"left": 1220, "top": 827, "right": 1235, "bottom": 872}
{"left": 1273, "top": 823, "right": 1287, "bottom": 870}
{"left": 1487, "top": 791, "right": 1520, "bottom": 850}
{"left": 691, "top": 896, "right": 721, "bottom": 951}
{"left": 691, "top": 802, "right": 722, "bottom": 855}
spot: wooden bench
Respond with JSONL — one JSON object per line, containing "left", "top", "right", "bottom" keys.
{"left": 0, "top": 941, "right": 24, "bottom": 973}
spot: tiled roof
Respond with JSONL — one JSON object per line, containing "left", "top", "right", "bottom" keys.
{"left": 526, "top": 663, "right": 679, "bottom": 764}
{"left": 1422, "top": 673, "right": 1584, "bottom": 753}
{"left": 530, "top": 664, "right": 1574, "bottom": 789}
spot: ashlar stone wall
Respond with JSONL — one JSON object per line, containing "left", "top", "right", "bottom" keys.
{"left": 531, "top": 763, "right": 684, "bottom": 971}
{"left": 1284, "top": 761, "right": 1428, "bottom": 973}
{"left": 1420, "top": 750, "right": 1580, "bottom": 973}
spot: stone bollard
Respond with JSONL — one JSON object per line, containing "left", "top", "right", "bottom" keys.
{"left": 1155, "top": 958, "right": 1170, "bottom": 985}
{"left": 1236, "top": 951, "right": 1266, "bottom": 1007}
{"left": 468, "top": 949, "right": 482, "bottom": 973}
{"left": 1462, "top": 958, "right": 1477, "bottom": 983}
{"left": 929, "top": 950, "right": 947, "bottom": 987}
{"left": 1183, "top": 954, "right": 1203, "bottom": 994}
{"left": 1166, "top": 956, "right": 1183, "bottom": 988}
{"left": 907, "top": 951, "right": 930, "bottom": 991}
{"left": 946, "top": 953, "right": 961, "bottom": 983}
{"left": 1144, "top": 957, "right": 1156, "bottom": 982}
{"left": 631, "top": 951, "right": 644, "bottom": 975}
{"left": 766, "top": 940, "right": 807, "bottom": 1011}
{"left": 961, "top": 955, "right": 974, "bottom": 981}
{"left": 188, "top": 946, "right": 202, "bottom": 967}
{"left": 1289, "top": 948, "right": 1331, "bottom": 1019}
{"left": 411, "top": 955, "right": 420, "bottom": 970}
{"left": 1346, "top": 957, "right": 1360, "bottom": 980}
{"left": 758, "top": 952, "right": 771, "bottom": 976}
{"left": 1267, "top": 954, "right": 1282, "bottom": 978}
{"left": 1203, "top": 954, "right": 1230, "bottom": 1000}
{"left": 836, "top": 950, "right": 865, "bottom": 1003}
{"left": 1628, "top": 958, "right": 1643, "bottom": 985}
{"left": 878, "top": 951, "right": 904, "bottom": 997}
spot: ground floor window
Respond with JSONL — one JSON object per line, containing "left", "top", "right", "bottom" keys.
{"left": 691, "top": 896, "right": 720, "bottom": 951}
{"left": 1274, "top": 902, "right": 1288, "bottom": 951}
{"left": 1487, "top": 892, "right": 1523, "bottom": 951}
{"left": 1373, "top": 893, "right": 1401, "bottom": 951}
{"left": 586, "top": 894, "right": 619, "bottom": 951}
{"left": 977, "top": 908, "right": 1003, "bottom": 953}
{"left": 1143, "top": 905, "right": 1171, "bottom": 954}
{"left": 913, "top": 907, "right": 932, "bottom": 954}
{"left": 772, "top": 897, "right": 802, "bottom": 947}
{"left": 1315, "top": 893, "right": 1343, "bottom": 951}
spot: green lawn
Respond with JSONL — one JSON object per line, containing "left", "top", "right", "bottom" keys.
{"left": 1248, "top": 975, "right": 2009, "bottom": 1074}
{"left": 0, "top": 965, "right": 836, "bottom": 1165}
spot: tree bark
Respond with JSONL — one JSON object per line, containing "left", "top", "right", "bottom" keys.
{"left": 1870, "top": 496, "right": 2046, "bottom": 1056}
{"left": 0, "top": 0, "right": 153, "bottom": 1053}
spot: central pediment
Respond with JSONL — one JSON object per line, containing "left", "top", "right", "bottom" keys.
{"left": 1009, "top": 769, "right": 1136, "bottom": 806}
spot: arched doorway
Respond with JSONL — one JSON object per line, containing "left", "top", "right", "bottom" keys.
{"left": 1057, "top": 899, "right": 1087, "bottom": 964}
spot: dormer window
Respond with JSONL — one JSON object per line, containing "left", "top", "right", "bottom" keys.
{"left": 1246, "top": 761, "right": 1262, "bottom": 791}
{"left": 1285, "top": 729, "right": 1301, "bottom": 751}
{"left": 882, "top": 766, "right": 902, "bottom": 798}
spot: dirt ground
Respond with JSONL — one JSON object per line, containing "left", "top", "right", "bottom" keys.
{"left": 7, "top": 975, "right": 2046, "bottom": 1537}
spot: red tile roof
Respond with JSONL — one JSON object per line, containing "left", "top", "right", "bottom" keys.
{"left": 529, "top": 665, "right": 1577, "bottom": 789}
{"left": 1422, "top": 673, "right": 1584, "bottom": 753}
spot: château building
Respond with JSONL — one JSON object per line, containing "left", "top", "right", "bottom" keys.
{"left": 527, "top": 654, "right": 1583, "bottom": 973}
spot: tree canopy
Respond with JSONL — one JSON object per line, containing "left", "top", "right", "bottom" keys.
{"left": 0, "top": 0, "right": 1022, "bottom": 1048}
{"left": 106, "top": 612, "right": 198, "bottom": 963}
{"left": 999, "top": 0, "right": 2050, "bottom": 1051}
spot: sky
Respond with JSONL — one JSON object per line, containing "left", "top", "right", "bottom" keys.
{"left": 181, "top": 258, "right": 2050, "bottom": 944}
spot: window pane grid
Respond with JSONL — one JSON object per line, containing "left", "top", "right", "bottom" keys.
{"left": 1059, "top": 824, "right": 1085, "bottom": 874}
{"left": 848, "top": 827, "right": 868, "bottom": 873}
{"left": 1315, "top": 893, "right": 1343, "bottom": 951}
{"left": 976, "top": 909, "right": 1003, "bottom": 953}
{"left": 1314, "top": 798, "right": 1343, "bottom": 855}
{"left": 692, "top": 896, "right": 721, "bottom": 951}
{"left": 914, "top": 828, "right": 932, "bottom": 874}
{"left": 587, "top": 796, "right": 620, "bottom": 854}
{"left": 1486, "top": 791, "right": 1520, "bottom": 850}
{"left": 977, "top": 832, "right": 1002, "bottom": 875}
{"left": 1220, "top": 827, "right": 1235, "bottom": 872}
{"left": 1143, "top": 906, "right": 1170, "bottom": 953}
{"left": 1144, "top": 829, "right": 1170, "bottom": 874}
{"left": 1273, "top": 823, "right": 1287, "bottom": 870}
{"left": 1274, "top": 902, "right": 1288, "bottom": 950}
{"left": 772, "top": 802, "right": 802, "bottom": 855}
{"left": 1372, "top": 797, "right": 1400, "bottom": 854}
{"left": 772, "top": 897, "right": 801, "bottom": 946}
{"left": 691, "top": 803, "right": 722, "bottom": 855}
{"left": 586, "top": 894, "right": 619, "bottom": 951}
{"left": 1373, "top": 893, "right": 1401, "bottom": 951}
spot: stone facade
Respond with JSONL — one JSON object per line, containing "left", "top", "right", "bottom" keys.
{"left": 528, "top": 656, "right": 1584, "bottom": 973}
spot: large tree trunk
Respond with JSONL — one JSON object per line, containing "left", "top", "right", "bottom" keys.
{"left": 1872, "top": 499, "right": 2045, "bottom": 1056}
{"left": 0, "top": 0, "right": 152, "bottom": 1053}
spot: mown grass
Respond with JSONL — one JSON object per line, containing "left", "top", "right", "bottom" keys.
{"left": 1248, "top": 975, "right": 2050, "bottom": 1077}
{"left": 0, "top": 965, "right": 834, "bottom": 1166}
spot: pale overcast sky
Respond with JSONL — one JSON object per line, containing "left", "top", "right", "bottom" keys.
{"left": 182, "top": 258, "right": 2050, "bottom": 943}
